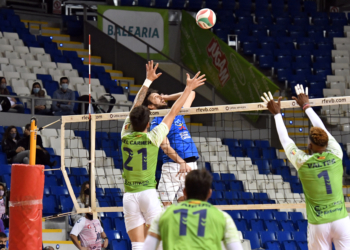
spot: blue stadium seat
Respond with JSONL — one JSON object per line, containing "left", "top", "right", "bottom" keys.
{"left": 283, "top": 241, "right": 298, "bottom": 250}
{"left": 106, "top": 212, "right": 123, "bottom": 218}
{"left": 60, "top": 196, "right": 73, "bottom": 213}
{"left": 251, "top": 219, "right": 265, "bottom": 231}
{"left": 43, "top": 195, "right": 59, "bottom": 216}
{"left": 296, "top": 220, "right": 308, "bottom": 232}
{"left": 260, "top": 231, "right": 277, "bottom": 248}
{"left": 254, "top": 193, "right": 269, "bottom": 200}
{"left": 258, "top": 210, "right": 274, "bottom": 220}
{"left": 259, "top": 54, "right": 274, "bottom": 69}
{"left": 289, "top": 212, "right": 304, "bottom": 222}
{"left": 242, "top": 211, "right": 257, "bottom": 220}
{"left": 211, "top": 191, "right": 223, "bottom": 200}
{"left": 291, "top": 183, "right": 303, "bottom": 193}
{"left": 224, "top": 191, "right": 240, "bottom": 200}
{"left": 50, "top": 186, "right": 69, "bottom": 196}
{"left": 45, "top": 176, "right": 58, "bottom": 187}
{"left": 297, "top": 241, "right": 308, "bottom": 250}
{"left": 213, "top": 181, "right": 226, "bottom": 191}
{"left": 280, "top": 220, "right": 296, "bottom": 232}
{"left": 222, "top": 138, "right": 239, "bottom": 147}
{"left": 70, "top": 168, "right": 88, "bottom": 176}
{"left": 211, "top": 173, "right": 220, "bottom": 181}
{"left": 292, "top": 231, "right": 307, "bottom": 242}
{"left": 188, "top": 0, "right": 203, "bottom": 10}
{"left": 111, "top": 239, "right": 129, "bottom": 250}
{"left": 221, "top": 0, "right": 235, "bottom": 9}
{"left": 304, "top": 1, "right": 317, "bottom": 15}
{"left": 271, "top": 159, "right": 286, "bottom": 173}
{"left": 230, "top": 181, "right": 243, "bottom": 191}
{"left": 172, "top": 0, "right": 186, "bottom": 8}
{"left": 0, "top": 165, "right": 11, "bottom": 176}
{"left": 101, "top": 217, "right": 114, "bottom": 230}
{"left": 265, "top": 242, "right": 282, "bottom": 250}
{"left": 138, "top": 0, "right": 151, "bottom": 6}
{"left": 221, "top": 173, "right": 235, "bottom": 181}
{"left": 243, "top": 231, "right": 260, "bottom": 249}
{"left": 226, "top": 210, "right": 241, "bottom": 219}
{"left": 241, "top": 192, "right": 253, "bottom": 200}
{"left": 262, "top": 148, "right": 277, "bottom": 160}
{"left": 254, "top": 140, "right": 270, "bottom": 148}
{"left": 256, "top": 15, "right": 273, "bottom": 26}
{"left": 246, "top": 147, "right": 261, "bottom": 159}
{"left": 255, "top": 159, "right": 271, "bottom": 174}
{"left": 274, "top": 212, "right": 288, "bottom": 221}
{"left": 44, "top": 187, "right": 50, "bottom": 195}
{"left": 120, "top": 0, "right": 133, "bottom": 5}
{"left": 277, "top": 231, "right": 292, "bottom": 241}
{"left": 265, "top": 220, "right": 280, "bottom": 231}
{"left": 234, "top": 219, "right": 249, "bottom": 231}
{"left": 239, "top": 139, "right": 254, "bottom": 148}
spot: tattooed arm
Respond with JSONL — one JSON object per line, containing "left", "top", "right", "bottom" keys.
{"left": 131, "top": 60, "right": 162, "bottom": 111}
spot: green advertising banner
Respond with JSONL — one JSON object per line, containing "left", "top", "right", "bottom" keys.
{"left": 181, "top": 11, "right": 279, "bottom": 122}
{"left": 97, "top": 5, "right": 169, "bottom": 60}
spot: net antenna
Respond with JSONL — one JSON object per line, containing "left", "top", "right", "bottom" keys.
{"left": 88, "top": 34, "right": 98, "bottom": 219}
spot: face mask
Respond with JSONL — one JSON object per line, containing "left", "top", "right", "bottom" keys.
{"left": 0, "top": 191, "right": 4, "bottom": 196}
{"left": 84, "top": 188, "right": 90, "bottom": 195}
{"left": 0, "top": 84, "right": 6, "bottom": 89}
{"left": 0, "top": 244, "right": 5, "bottom": 249}
{"left": 61, "top": 83, "right": 68, "bottom": 90}
{"left": 10, "top": 133, "right": 16, "bottom": 139}
{"left": 86, "top": 213, "right": 93, "bottom": 220}
{"left": 33, "top": 88, "right": 40, "bottom": 94}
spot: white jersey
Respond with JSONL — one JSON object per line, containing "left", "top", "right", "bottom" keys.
{"left": 71, "top": 217, "right": 103, "bottom": 249}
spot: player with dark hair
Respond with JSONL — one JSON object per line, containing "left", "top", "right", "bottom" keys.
{"left": 143, "top": 169, "right": 243, "bottom": 250}
{"left": 262, "top": 85, "right": 350, "bottom": 249}
{"left": 143, "top": 87, "right": 199, "bottom": 208}
{"left": 121, "top": 60, "right": 206, "bottom": 250}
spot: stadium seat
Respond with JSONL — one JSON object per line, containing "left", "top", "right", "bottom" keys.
{"left": 43, "top": 195, "right": 59, "bottom": 216}
{"left": 280, "top": 220, "right": 296, "bottom": 232}
{"left": 243, "top": 231, "right": 260, "bottom": 249}
{"left": 60, "top": 196, "right": 73, "bottom": 213}
{"left": 277, "top": 231, "right": 292, "bottom": 242}
{"left": 265, "top": 220, "right": 280, "bottom": 231}
{"left": 258, "top": 210, "right": 274, "bottom": 220}
{"left": 292, "top": 231, "right": 307, "bottom": 242}
{"left": 260, "top": 231, "right": 277, "bottom": 248}
{"left": 283, "top": 241, "right": 298, "bottom": 250}
{"left": 296, "top": 220, "right": 308, "bottom": 232}
{"left": 289, "top": 212, "right": 304, "bottom": 222}
{"left": 101, "top": 217, "right": 114, "bottom": 230}
{"left": 234, "top": 219, "right": 249, "bottom": 231}
{"left": 251, "top": 219, "right": 265, "bottom": 231}
{"left": 111, "top": 239, "right": 129, "bottom": 250}
{"left": 297, "top": 241, "right": 308, "bottom": 250}
{"left": 226, "top": 210, "right": 241, "bottom": 219}
{"left": 242, "top": 211, "right": 257, "bottom": 220}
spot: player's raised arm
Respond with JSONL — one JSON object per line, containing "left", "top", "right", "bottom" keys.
{"left": 261, "top": 92, "right": 294, "bottom": 149}
{"left": 130, "top": 60, "right": 162, "bottom": 111}
{"left": 162, "top": 72, "right": 206, "bottom": 129}
{"left": 162, "top": 91, "right": 196, "bottom": 108}
{"left": 292, "top": 84, "right": 330, "bottom": 135}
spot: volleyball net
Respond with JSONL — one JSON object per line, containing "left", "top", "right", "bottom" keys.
{"left": 58, "top": 95, "right": 350, "bottom": 216}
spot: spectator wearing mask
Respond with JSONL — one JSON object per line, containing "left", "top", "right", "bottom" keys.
{"left": 52, "top": 77, "right": 75, "bottom": 116}
{"left": 31, "top": 82, "right": 51, "bottom": 115}
{"left": 71, "top": 181, "right": 100, "bottom": 224}
{"left": 16, "top": 124, "right": 56, "bottom": 167}
{"left": 70, "top": 210, "right": 108, "bottom": 250}
{"left": 0, "top": 232, "right": 7, "bottom": 250}
{"left": 1, "top": 126, "right": 25, "bottom": 163}
{"left": 0, "top": 77, "right": 24, "bottom": 113}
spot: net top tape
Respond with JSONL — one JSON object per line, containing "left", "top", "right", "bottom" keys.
{"left": 62, "top": 96, "right": 350, "bottom": 123}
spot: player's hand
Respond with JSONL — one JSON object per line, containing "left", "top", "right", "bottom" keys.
{"left": 102, "top": 239, "right": 108, "bottom": 248}
{"left": 186, "top": 72, "right": 206, "bottom": 91}
{"left": 176, "top": 162, "right": 192, "bottom": 179}
{"left": 146, "top": 60, "right": 162, "bottom": 82}
{"left": 292, "top": 84, "right": 309, "bottom": 109}
{"left": 261, "top": 91, "right": 282, "bottom": 115}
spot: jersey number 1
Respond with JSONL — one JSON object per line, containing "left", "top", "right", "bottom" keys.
{"left": 174, "top": 209, "right": 207, "bottom": 237}
{"left": 123, "top": 147, "right": 147, "bottom": 171}
{"left": 318, "top": 170, "right": 332, "bottom": 194}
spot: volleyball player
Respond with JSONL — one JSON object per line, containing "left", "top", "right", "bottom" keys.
{"left": 143, "top": 88, "right": 198, "bottom": 208}
{"left": 261, "top": 86, "right": 350, "bottom": 249}
{"left": 143, "top": 169, "right": 243, "bottom": 250}
{"left": 121, "top": 60, "right": 206, "bottom": 250}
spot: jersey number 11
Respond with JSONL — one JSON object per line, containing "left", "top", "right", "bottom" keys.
{"left": 174, "top": 209, "right": 207, "bottom": 237}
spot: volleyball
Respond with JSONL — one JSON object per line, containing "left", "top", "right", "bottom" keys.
{"left": 196, "top": 8, "right": 216, "bottom": 29}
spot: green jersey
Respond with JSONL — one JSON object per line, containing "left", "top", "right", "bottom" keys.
{"left": 285, "top": 135, "right": 347, "bottom": 225}
{"left": 149, "top": 200, "right": 240, "bottom": 250}
{"left": 121, "top": 116, "right": 169, "bottom": 193}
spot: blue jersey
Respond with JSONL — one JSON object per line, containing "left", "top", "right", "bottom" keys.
{"left": 151, "top": 115, "right": 199, "bottom": 163}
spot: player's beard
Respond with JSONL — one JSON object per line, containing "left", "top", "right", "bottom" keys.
{"left": 154, "top": 104, "right": 169, "bottom": 109}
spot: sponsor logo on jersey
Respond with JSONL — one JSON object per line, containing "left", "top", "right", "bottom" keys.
{"left": 291, "top": 150, "right": 296, "bottom": 155}
{"left": 125, "top": 124, "right": 130, "bottom": 130}
{"left": 317, "top": 156, "right": 326, "bottom": 160}
{"left": 175, "top": 119, "right": 186, "bottom": 130}
{"left": 87, "top": 225, "right": 92, "bottom": 229}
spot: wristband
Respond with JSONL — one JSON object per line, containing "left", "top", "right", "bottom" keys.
{"left": 143, "top": 79, "right": 152, "bottom": 88}
{"left": 303, "top": 104, "right": 310, "bottom": 110}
